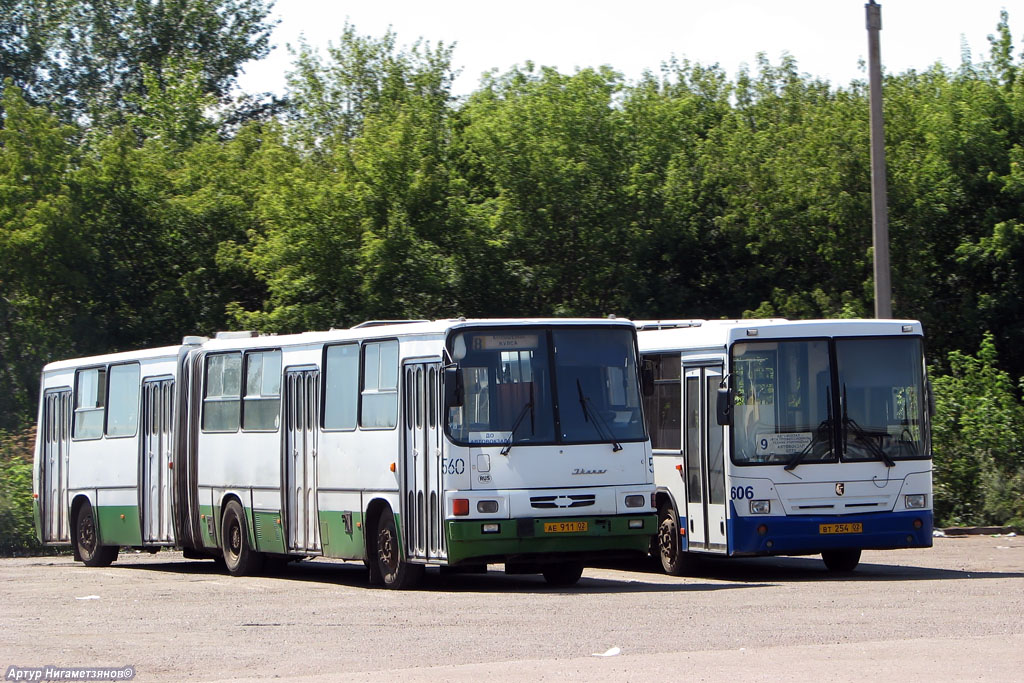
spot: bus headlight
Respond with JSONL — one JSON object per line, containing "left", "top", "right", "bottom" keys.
{"left": 749, "top": 500, "right": 771, "bottom": 514}
{"left": 624, "top": 494, "right": 646, "bottom": 508}
{"left": 904, "top": 494, "right": 926, "bottom": 509}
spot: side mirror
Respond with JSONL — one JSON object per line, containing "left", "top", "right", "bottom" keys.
{"left": 716, "top": 382, "right": 733, "bottom": 426}
{"left": 641, "top": 361, "right": 655, "bottom": 397}
{"left": 443, "top": 366, "right": 463, "bottom": 408}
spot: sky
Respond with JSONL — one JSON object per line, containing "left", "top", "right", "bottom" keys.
{"left": 236, "top": 1, "right": 1021, "bottom": 97}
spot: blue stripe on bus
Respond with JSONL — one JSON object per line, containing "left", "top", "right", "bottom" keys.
{"left": 727, "top": 503, "right": 933, "bottom": 556}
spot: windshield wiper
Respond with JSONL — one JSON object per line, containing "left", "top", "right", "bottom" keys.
{"left": 842, "top": 384, "right": 895, "bottom": 467}
{"left": 786, "top": 390, "right": 834, "bottom": 472}
{"left": 577, "top": 379, "right": 623, "bottom": 452}
{"left": 500, "top": 383, "right": 534, "bottom": 456}
{"left": 500, "top": 400, "right": 533, "bottom": 456}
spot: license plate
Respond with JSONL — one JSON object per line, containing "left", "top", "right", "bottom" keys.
{"left": 820, "top": 523, "right": 863, "bottom": 534}
{"left": 544, "top": 521, "right": 588, "bottom": 534}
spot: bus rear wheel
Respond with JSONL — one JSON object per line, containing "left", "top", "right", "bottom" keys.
{"left": 376, "top": 507, "right": 424, "bottom": 590}
{"left": 822, "top": 548, "right": 861, "bottom": 572}
{"left": 221, "top": 499, "right": 264, "bottom": 576}
{"left": 657, "top": 502, "right": 686, "bottom": 576}
{"left": 75, "top": 502, "right": 118, "bottom": 567}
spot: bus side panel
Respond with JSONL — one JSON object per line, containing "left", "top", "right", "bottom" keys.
{"left": 319, "top": 429, "right": 401, "bottom": 560}
{"left": 316, "top": 491, "right": 364, "bottom": 559}
{"left": 251, "top": 488, "right": 285, "bottom": 554}
{"left": 653, "top": 451, "right": 688, "bottom": 553}
{"left": 96, "top": 488, "right": 142, "bottom": 547}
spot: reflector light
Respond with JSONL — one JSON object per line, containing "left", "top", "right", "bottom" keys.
{"left": 624, "top": 495, "right": 645, "bottom": 508}
{"left": 453, "top": 499, "right": 469, "bottom": 516}
{"left": 913, "top": 518, "right": 923, "bottom": 530}
{"left": 757, "top": 524, "right": 768, "bottom": 536}
{"left": 477, "top": 500, "right": 499, "bottom": 513}
{"left": 628, "top": 519, "right": 644, "bottom": 529}
{"left": 481, "top": 523, "right": 500, "bottom": 534}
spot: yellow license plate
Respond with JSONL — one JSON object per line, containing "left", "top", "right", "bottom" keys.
{"left": 544, "top": 521, "right": 588, "bottom": 534}
{"left": 820, "top": 523, "right": 863, "bottom": 534}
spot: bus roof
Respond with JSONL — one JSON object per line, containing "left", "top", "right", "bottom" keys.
{"left": 635, "top": 318, "right": 924, "bottom": 351}
{"left": 41, "top": 318, "right": 637, "bottom": 372}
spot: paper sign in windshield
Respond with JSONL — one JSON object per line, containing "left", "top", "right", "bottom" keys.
{"left": 756, "top": 432, "right": 812, "bottom": 455}
{"left": 469, "top": 431, "right": 512, "bottom": 444}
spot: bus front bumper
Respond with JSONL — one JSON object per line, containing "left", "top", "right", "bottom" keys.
{"left": 729, "top": 508, "right": 934, "bottom": 556}
{"left": 445, "top": 514, "right": 656, "bottom": 565}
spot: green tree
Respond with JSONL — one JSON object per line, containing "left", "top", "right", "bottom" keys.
{"left": 931, "top": 332, "right": 1024, "bottom": 527}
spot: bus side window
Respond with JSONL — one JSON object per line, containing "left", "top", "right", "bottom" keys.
{"left": 203, "top": 353, "right": 241, "bottom": 432}
{"left": 360, "top": 340, "right": 399, "bottom": 429}
{"left": 74, "top": 367, "right": 106, "bottom": 440}
{"left": 324, "top": 344, "right": 358, "bottom": 430}
{"left": 242, "top": 350, "right": 282, "bottom": 431}
{"left": 106, "top": 363, "right": 141, "bottom": 437}
{"left": 642, "top": 354, "right": 681, "bottom": 450}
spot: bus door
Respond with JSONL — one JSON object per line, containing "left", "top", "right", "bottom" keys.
{"left": 402, "top": 360, "right": 446, "bottom": 562}
{"left": 40, "top": 389, "right": 72, "bottom": 543}
{"left": 684, "top": 365, "right": 728, "bottom": 553}
{"left": 141, "top": 378, "right": 175, "bottom": 544}
{"left": 284, "top": 368, "right": 321, "bottom": 554}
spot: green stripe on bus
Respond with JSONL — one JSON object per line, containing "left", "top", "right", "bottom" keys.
{"left": 96, "top": 505, "right": 142, "bottom": 547}
{"left": 445, "top": 514, "right": 656, "bottom": 565}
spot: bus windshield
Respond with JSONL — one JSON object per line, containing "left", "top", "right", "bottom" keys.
{"left": 731, "top": 336, "right": 928, "bottom": 466}
{"left": 446, "top": 327, "right": 646, "bottom": 447}
{"left": 836, "top": 336, "right": 928, "bottom": 461}
{"left": 732, "top": 340, "right": 835, "bottom": 465}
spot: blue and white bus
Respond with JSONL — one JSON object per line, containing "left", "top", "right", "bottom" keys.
{"left": 637, "top": 319, "right": 933, "bottom": 572}
{"left": 33, "top": 318, "right": 656, "bottom": 588}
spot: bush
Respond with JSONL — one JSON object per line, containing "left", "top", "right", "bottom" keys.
{"left": 931, "top": 332, "right": 1024, "bottom": 528}
{"left": 0, "top": 428, "right": 42, "bottom": 556}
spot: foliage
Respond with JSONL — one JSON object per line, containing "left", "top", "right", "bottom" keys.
{"left": 931, "top": 333, "right": 1024, "bottom": 527}
{"left": 0, "top": 428, "right": 41, "bottom": 555}
{"left": 3, "top": 9, "right": 1024, "bottom": 528}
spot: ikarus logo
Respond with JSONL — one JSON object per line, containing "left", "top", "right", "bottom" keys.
{"left": 572, "top": 468, "right": 607, "bottom": 475}
{"left": 835, "top": 482, "right": 846, "bottom": 496}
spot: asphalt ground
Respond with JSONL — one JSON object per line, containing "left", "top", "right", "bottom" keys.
{"left": 2, "top": 534, "right": 1022, "bottom": 682}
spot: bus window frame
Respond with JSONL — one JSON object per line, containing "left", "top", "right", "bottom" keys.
{"left": 104, "top": 361, "right": 141, "bottom": 440}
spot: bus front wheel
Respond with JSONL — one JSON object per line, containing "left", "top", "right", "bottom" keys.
{"left": 542, "top": 562, "right": 584, "bottom": 587}
{"left": 75, "top": 502, "right": 118, "bottom": 567}
{"left": 822, "top": 548, "right": 861, "bottom": 572}
{"left": 376, "top": 507, "right": 424, "bottom": 589}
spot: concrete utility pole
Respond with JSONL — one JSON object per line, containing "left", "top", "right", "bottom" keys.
{"left": 866, "top": 0, "right": 892, "bottom": 318}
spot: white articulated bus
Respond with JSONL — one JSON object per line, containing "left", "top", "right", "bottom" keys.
{"left": 33, "top": 319, "right": 656, "bottom": 588}
{"left": 637, "top": 319, "right": 933, "bottom": 573}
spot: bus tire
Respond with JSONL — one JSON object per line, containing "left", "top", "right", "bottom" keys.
{"left": 221, "top": 499, "right": 264, "bottom": 576}
{"left": 542, "top": 562, "right": 584, "bottom": 587}
{"left": 376, "top": 506, "right": 423, "bottom": 590}
{"left": 657, "top": 502, "right": 685, "bottom": 576}
{"left": 75, "top": 501, "right": 118, "bottom": 567}
{"left": 822, "top": 548, "right": 861, "bottom": 572}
